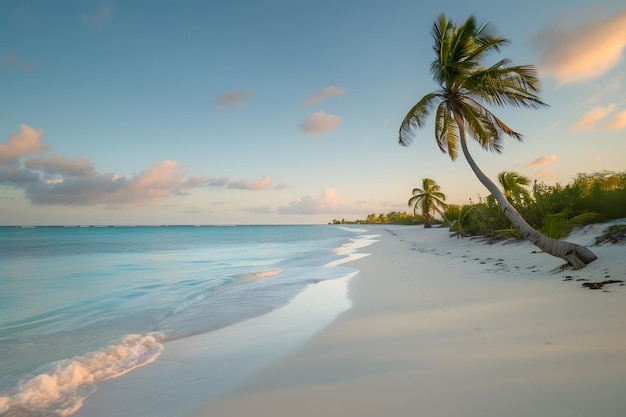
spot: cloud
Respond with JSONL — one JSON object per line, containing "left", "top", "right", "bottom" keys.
{"left": 302, "top": 86, "right": 346, "bottom": 107}
{"left": 25, "top": 155, "right": 95, "bottom": 177}
{"left": 1, "top": 125, "right": 281, "bottom": 210}
{"left": 523, "top": 155, "right": 558, "bottom": 168}
{"left": 208, "top": 177, "right": 230, "bottom": 187}
{"left": 0, "top": 166, "right": 41, "bottom": 184}
{"left": 3, "top": 51, "right": 37, "bottom": 71}
{"left": 570, "top": 104, "right": 626, "bottom": 131}
{"left": 108, "top": 160, "right": 205, "bottom": 207}
{"left": 227, "top": 175, "right": 272, "bottom": 190}
{"left": 0, "top": 125, "right": 214, "bottom": 208}
{"left": 241, "top": 206, "right": 274, "bottom": 214}
{"left": 300, "top": 111, "right": 342, "bottom": 136}
{"left": 534, "top": 9, "right": 626, "bottom": 85}
{"left": 19, "top": 160, "right": 208, "bottom": 208}
{"left": 207, "top": 175, "right": 285, "bottom": 190}
{"left": 278, "top": 188, "right": 348, "bottom": 214}
{"left": 606, "top": 109, "right": 626, "bottom": 130}
{"left": 80, "top": 1, "right": 114, "bottom": 27}
{"left": 215, "top": 90, "right": 253, "bottom": 111}
{"left": 0, "top": 125, "right": 50, "bottom": 163}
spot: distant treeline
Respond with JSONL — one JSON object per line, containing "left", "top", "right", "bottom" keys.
{"left": 331, "top": 171, "right": 626, "bottom": 239}
{"left": 330, "top": 211, "right": 422, "bottom": 225}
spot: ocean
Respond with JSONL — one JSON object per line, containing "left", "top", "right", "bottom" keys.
{"left": 0, "top": 225, "right": 376, "bottom": 417}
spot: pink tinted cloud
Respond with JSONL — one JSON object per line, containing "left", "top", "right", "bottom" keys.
{"left": 0, "top": 127, "right": 211, "bottom": 208}
{"left": 227, "top": 175, "right": 272, "bottom": 190}
{"left": 18, "top": 160, "right": 206, "bottom": 208}
{"left": 302, "top": 86, "right": 346, "bottom": 107}
{"left": 0, "top": 125, "right": 50, "bottom": 163}
{"left": 216, "top": 90, "right": 253, "bottom": 111}
{"left": 0, "top": 126, "right": 279, "bottom": 209}
{"left": 108, "top": 160, "right": 208, "bottom": 208}
{"left": 300, "top": 111, "right": 342, "bottom": 136}
{"left": 606, "top": 109, "right": 626, "bottom": 130}
{"left": 534, "top": 9, "right": 626, "bottom": 85}
{"left": 523, "top": 155, "right": 558, "bottom": 168}
{"left": 571, "top": 104, "right": 623, "bottom": 131}
{"left": 278, "top": 188, "right": 347, "bottom": 214}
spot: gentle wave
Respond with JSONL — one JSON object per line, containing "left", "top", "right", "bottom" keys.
{"left": 0, "top": 332, "right": 165, "bottom": 417}
{"left": 244, "top": 268, "right": 283, "bottom": 280}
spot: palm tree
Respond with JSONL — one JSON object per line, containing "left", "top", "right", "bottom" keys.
{"left": 498, "top": 171, "right": 532, "bottom": 207}
{"left": 408, "top": 178, "right": 448, "bottom": 228}
{"left": 398, "top": 14, "right": 596, "bottom": 269}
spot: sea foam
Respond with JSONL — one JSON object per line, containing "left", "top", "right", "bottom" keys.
{"left": 0, "top": 332, "right": 165, "bottom": 417}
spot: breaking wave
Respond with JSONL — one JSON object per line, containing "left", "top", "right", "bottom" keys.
{"left": 0, "top": 332, "right": 165, "bottom": 417}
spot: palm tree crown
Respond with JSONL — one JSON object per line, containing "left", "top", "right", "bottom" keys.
{"left": 408, "top": 178, "right": 448, "bottom": 228}
{"left": 498, "top": 171, "right": 532, "bottom": 207}
{"left": 399, "top": 14, "right": 547, "bottom": 157}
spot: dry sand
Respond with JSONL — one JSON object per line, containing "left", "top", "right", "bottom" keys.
{"left": 196, "top": 223, "right": 626, "bottom": 417}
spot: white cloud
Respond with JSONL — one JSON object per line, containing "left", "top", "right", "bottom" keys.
{"left": 302, "top": 86, "right": 346, "bottom": 107}
{"left": 278, "top": 188, "right": 348, "bottom": 214}
{"left": 300, "top": 111, "right": 342, "bottom": 136}
{"left": 534, "top": 9, "right": 626, "bottom": 85}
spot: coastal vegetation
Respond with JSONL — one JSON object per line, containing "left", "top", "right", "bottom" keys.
{"left": 450, "top": 170, "right": 626, "bottom": 240}
{"left": 330, "top": 211, "right": 422, "bottom": 225}
{"left": 397, "top": 14, "right": 597, "bottom": 268}
{"left": 331, "top": 170, "right": 626, "bottom": 231}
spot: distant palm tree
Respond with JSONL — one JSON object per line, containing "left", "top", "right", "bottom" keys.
{"left": 408, "top": 178, "right": 448, "bottom": 228}
{"left": 498, "top": 171, "right": 532, "bottom": 207}
{"left": 398, "top": 14, "right": 596, "bottom": 268}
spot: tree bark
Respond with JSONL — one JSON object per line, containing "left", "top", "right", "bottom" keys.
{"left": 456, "top": 121, "right": 597, "bottom": 269}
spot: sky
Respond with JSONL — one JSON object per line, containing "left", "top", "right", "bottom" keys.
{"left": 1, "top": 0, "right": 625, "bottom": 225}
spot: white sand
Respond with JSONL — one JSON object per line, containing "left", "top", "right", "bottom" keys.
{"left": 196, "top": 224, "right": 626, "bottom": 417}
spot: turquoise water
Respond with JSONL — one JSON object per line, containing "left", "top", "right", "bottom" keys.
{"left": 0, "top": 225, "right": 370, "bottom": 416}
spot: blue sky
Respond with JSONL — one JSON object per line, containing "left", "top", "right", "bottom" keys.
{"left": 1, "top": 0, "right": 625, "bottom": 225}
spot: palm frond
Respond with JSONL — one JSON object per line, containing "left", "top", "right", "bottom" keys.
{"left": 435, "top": 105, "right": 459, "bottom": 159}
{"left": 399, "top": 92, "right": 442, "bottom": 146}
{"left": 466, "top": 63, "right": 548, "bottom": 110}
{"left": 455, "top": 101, "right": 503, "bottom": 153}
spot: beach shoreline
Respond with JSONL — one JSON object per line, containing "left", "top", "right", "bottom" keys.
{"left": 69, "top": 229, "right": 378, "bottom": 417}
{"left": 195, "top": 223, "right": 626, "bottom": 417}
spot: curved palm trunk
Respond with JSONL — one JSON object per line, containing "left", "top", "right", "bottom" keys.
{"left": 456, "top": 122, "right": 597, "bottom": 269}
